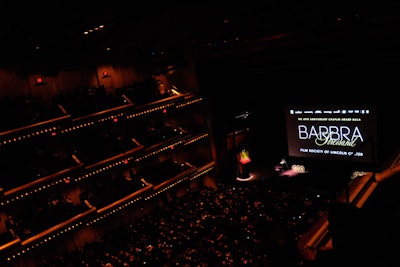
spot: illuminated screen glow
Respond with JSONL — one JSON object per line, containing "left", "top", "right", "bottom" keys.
{"left": 284, "top": 105, "right": 378, "bottom": 165}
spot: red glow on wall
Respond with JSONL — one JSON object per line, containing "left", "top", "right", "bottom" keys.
{"left": 36, "top": 77, "right": 43, "bottom": 84}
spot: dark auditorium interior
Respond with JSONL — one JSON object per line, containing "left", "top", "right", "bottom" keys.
{"left": 0, "top": 2, "right": 400, "bottom": 267}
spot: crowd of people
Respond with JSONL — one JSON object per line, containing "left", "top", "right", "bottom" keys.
{"left": 35, "top": 179, "right": 333, "bottom": 267}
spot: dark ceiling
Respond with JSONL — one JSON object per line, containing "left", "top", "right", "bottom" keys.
{"left": 1, "top": 2, "right": 399, "bottom": 70}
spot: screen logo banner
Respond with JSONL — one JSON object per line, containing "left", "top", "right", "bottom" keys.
{"left": 284, "top": 106, "right": 378, "bottom": 164}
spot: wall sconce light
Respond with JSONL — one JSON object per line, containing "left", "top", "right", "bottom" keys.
{"left": 35, "top": 77, "right": 46, "bottom": 86}
{"left": 102, "top": 71, "right": 111, "bottom": 78}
